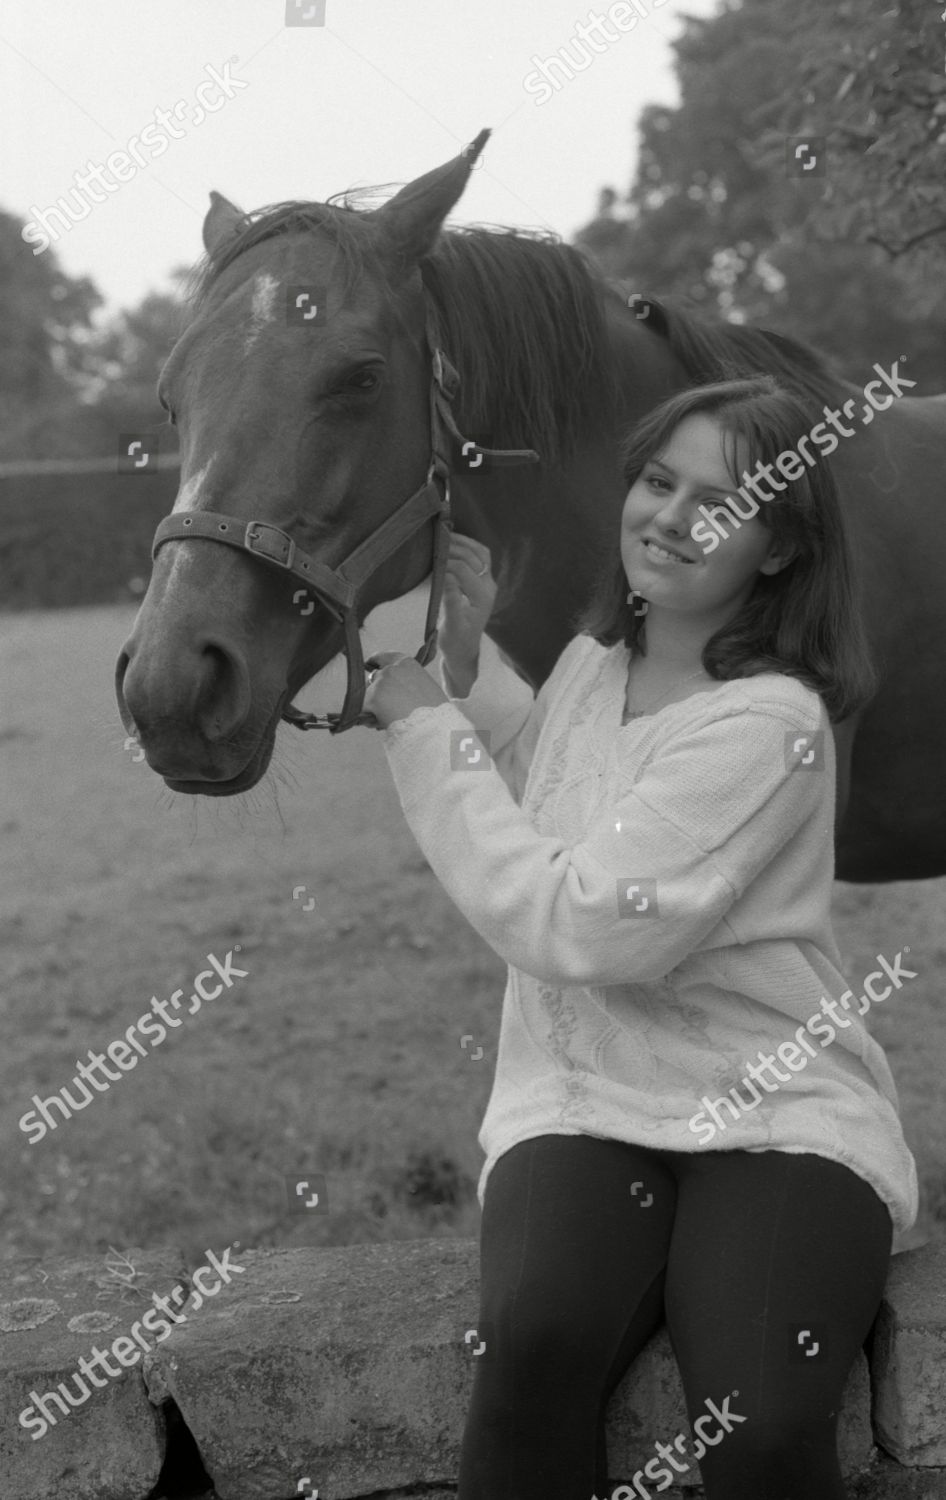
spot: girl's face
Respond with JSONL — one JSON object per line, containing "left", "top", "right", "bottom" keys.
{"left": 620, "top": 412, "right": 795, "bottom": 621}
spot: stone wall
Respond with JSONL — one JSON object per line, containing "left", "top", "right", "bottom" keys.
{"left": 1, "top": 1238, "right": 944, "bottom": 1499}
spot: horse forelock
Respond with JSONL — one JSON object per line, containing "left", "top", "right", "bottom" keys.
{"left": 184, "top": 197, "right": 396, "bottom": 316}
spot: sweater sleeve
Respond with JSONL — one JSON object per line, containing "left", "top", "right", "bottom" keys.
{"left": 379, "top": 690, "right": 829, "bottom": 986}
{"left": 434, "top": 630, "right": 587, "bottom": 804}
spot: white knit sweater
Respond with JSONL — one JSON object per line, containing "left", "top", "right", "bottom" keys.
{"left": 380, "top": 630, "right": 918, "bottom": 1244}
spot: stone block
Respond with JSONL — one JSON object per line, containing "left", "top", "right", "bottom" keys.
{"left": 0, "top": 1246, "right": 187, "bottom": 1500}
{"left": 849, "top": 1452, "right": 946, "bottom": 1498}
{"left": 873, "top": 1241, "right": 946, "bottom": 1465}
{"left": 142, "top": 1241, "right": 482, "bottom": 1500}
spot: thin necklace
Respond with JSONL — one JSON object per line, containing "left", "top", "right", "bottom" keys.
{"left": 624, "top": 666, "right": 707, "bottom": 719}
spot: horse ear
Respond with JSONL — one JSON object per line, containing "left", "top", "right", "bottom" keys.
{"left": 371, "top": 128, "right": 490, "bottom": 272}
{"left": 203, "top": 190, "right": 245, "bottom": 254}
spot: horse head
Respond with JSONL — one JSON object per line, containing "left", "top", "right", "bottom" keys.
{"left": 115, "top": 132, "right": 490, "bottom": 794}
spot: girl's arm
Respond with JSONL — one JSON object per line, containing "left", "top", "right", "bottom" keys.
{"left": 435, "top": 630, "right": 578, "bottom": 804}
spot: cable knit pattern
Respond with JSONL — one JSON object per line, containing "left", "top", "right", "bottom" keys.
{"left": 380, "top": 631, "right": 918, "bottom": 1245}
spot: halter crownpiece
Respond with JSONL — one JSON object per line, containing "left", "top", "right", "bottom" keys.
{"left": 150, "top": 302, "right": 540, "bottom": 733}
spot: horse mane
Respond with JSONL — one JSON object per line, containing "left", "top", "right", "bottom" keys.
{"left": 418, "top": 229, "right": 623, "bottom": 462}
{"left": 185, "top": 185, "right": 848, "bottom": 465}
{"left": 619, "top": 290, "right": 849, "bottom": 409}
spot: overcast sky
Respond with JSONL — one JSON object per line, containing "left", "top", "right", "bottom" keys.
{"left": 3, "top": 0, "right": 720, "bottom": 318}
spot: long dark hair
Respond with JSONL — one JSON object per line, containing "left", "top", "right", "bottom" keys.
{"left": 573, "top": 376, "right": 877, "bottom": 722}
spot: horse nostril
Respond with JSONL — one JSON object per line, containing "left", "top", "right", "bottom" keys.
{"left": 192, "top": 635, "right": 253, "bottom": 743}
{"left": 114, "top": 649, "right": 138, "bottom": 735}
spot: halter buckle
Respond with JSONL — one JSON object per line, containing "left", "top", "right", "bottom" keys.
{"left": 245, "top": 521, "right": 296, "bottom": 570}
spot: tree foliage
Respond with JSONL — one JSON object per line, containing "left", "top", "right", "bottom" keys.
{"left": 751, "top": 0, "right": 946, "bottom": 268}
{"left": 0, "top": 211, "right": 103, "bottom": 459}
{"left": 575, "top": 0, "right": 946, "bottom": 390}
{"left": 0, "top": 211, "right": 184, "bottom": 462}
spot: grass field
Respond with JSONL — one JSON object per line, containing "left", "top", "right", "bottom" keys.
{"left": 2, "top": 589, "right": 943, "bottom": 1275}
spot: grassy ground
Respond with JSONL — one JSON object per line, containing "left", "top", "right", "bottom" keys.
{"left": 1, "top": 589, "right": 943, "bottom": 1274}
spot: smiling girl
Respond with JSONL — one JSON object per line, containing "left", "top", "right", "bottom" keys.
{"left": 362, "top": 376, "right": 917, "bottom": 1500}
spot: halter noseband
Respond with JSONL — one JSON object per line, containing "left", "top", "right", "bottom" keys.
{"left": 150, "top": 304, "right": 539, "bottom": 733}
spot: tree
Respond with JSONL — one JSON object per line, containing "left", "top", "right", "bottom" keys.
{"left": 0, "top": 211, "right": 102, "bottom": 459}
{"left": 751, "top": 0, "right": 946, "bottom": 269}
{"left": 573, "top": 0, "right": 946, "bottom": 391}
{"left": 77, "top": 283, "right": 187, "bottom": 457}
{"left": 0, "top": 207, "right": 185, "bottom": 461}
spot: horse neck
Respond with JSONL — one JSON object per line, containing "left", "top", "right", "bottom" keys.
{"left": 602, "top": 293, "right": 692, "bottom": 419}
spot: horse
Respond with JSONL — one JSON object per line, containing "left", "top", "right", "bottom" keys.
{"left": 115, "top": 131, "right": 946, "bottom": 884}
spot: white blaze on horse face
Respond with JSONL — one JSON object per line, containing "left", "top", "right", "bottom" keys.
{"left": 171, "top": 457, "right": 216, "bottom": 515}
{"left": 162, "top": 456, "right": 221, "bottom": 597}
{"left": 244, "top": 272, "right": 280, "bottom": 353}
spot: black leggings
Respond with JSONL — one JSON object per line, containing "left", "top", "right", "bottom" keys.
{"left": 457, "top": 1136, "right": 893, "bottom": 1500}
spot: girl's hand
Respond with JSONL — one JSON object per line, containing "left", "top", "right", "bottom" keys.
{"left": 439, "top": 533, "right": 498, "bottom": 667}
{"left": 361, "top": 652, "right": 449, "bottom": 730}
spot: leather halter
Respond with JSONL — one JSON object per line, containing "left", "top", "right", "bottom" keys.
{"left": 151, "top": 304, "right": 540, "bottom": 733}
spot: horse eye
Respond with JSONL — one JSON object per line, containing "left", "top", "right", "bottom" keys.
{"left": 340, "top": 368, "right": 381, "bottom": 395}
